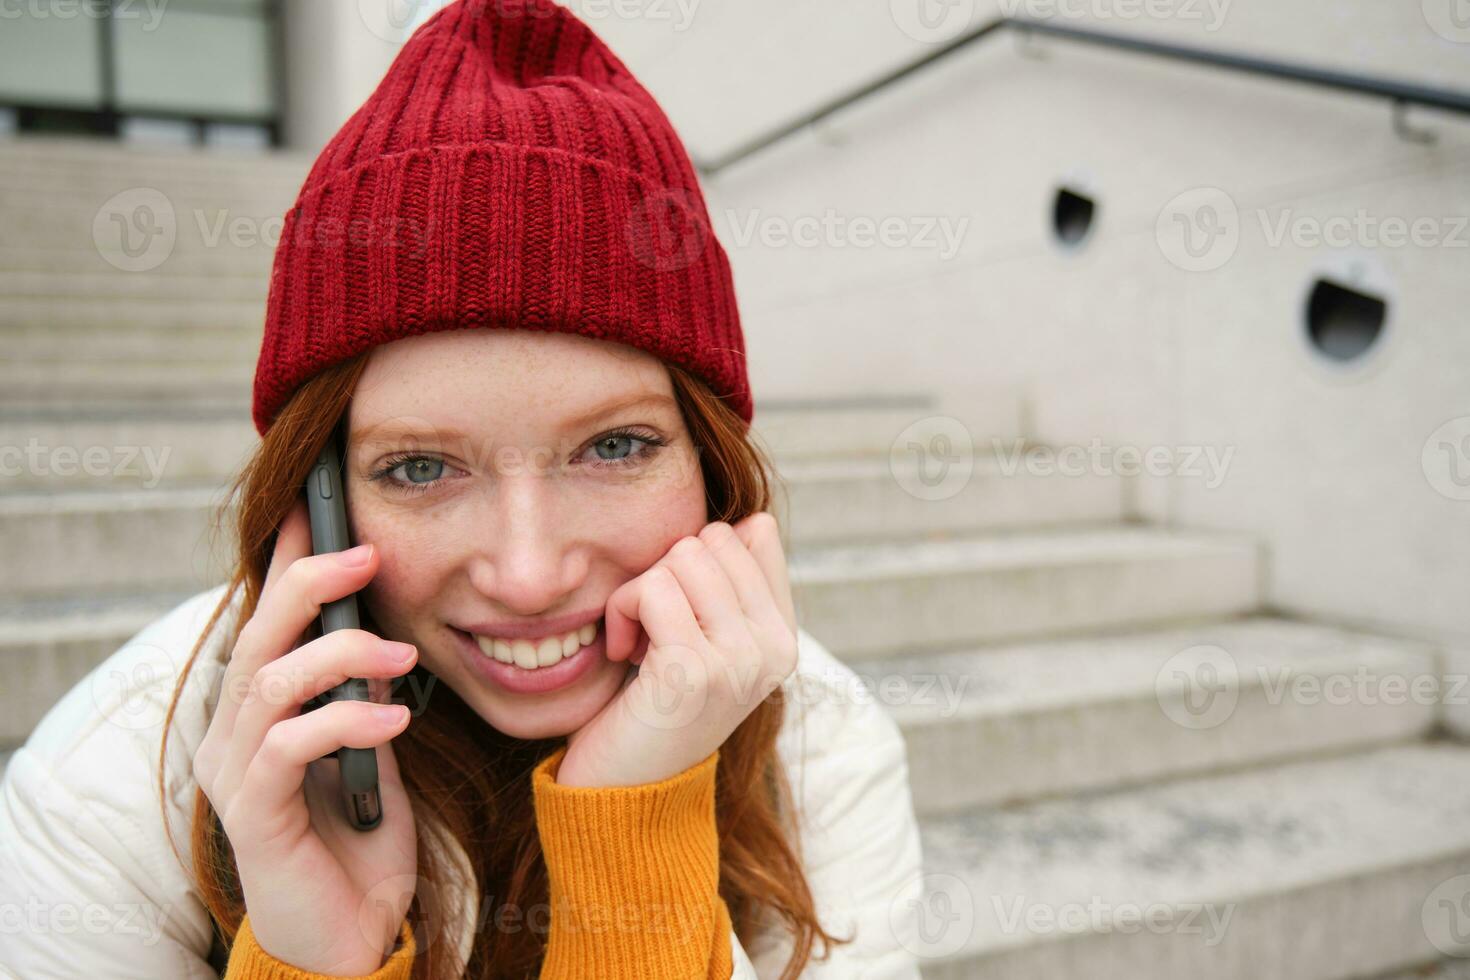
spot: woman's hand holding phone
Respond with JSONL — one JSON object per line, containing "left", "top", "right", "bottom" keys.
{"left": 556, "top": 512, "right": 800, "bottom": 789}
{"left": 192, "top": 499, "right": 419, "bottom": 975}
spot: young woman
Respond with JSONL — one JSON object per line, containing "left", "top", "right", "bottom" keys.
{"left": 0, "top": 1, "right": 925, "bottom": 977}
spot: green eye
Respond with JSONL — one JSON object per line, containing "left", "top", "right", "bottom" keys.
{"left": 394, "top": 457, "right": 444, "bottom": 484}
{"left": 594, "top": 435, "right": 636, "bottom": 461}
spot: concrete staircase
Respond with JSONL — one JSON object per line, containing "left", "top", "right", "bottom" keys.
{"left": 3, "top": 138, "right": 1468, "bottom": 979}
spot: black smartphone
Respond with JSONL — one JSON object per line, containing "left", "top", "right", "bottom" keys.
{"left": 303, "top": 426, "right": 384, "bottom": 831}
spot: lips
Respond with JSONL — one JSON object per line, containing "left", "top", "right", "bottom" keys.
{"left": 450, "top": 621, "right": 607, "bottom": 695}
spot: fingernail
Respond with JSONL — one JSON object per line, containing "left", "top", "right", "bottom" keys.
{"left": 338, "top": 543, "right": 373, "bottom": 566}
{"left": 375, "top": 704, "right": 406, "bottom": 723}
{"left": 384, "top": 641, "right": 416, "bottom": 663}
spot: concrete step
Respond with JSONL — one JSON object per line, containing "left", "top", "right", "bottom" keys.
{"left": 865, "top": 616, "right": 1439, "bottom": 814}
{"left": 4, "top": 324, "right": 261, "bottom": 364}
{"left": 0, "top": 296, "right": 266, "bottom": 332}
{"left": 0, "top": 202, "right": 287, "bottom": 254}
{"left": 0, "top": 590, "right": 199, "bottom": 741}
{"left": 0, "top": 186, "right": 295, "bottom": 216}
{"left": 0, "top": 245, "right": 274, "bottom": 277}
{"left": 777, "top": 452, "right": 1127, "bottom": 546}
{"left": 0, "top": 487, "right": 232, "bottom": 600}
{"left": 914, "top": 743, "right": 1470, "bottom": 979}
{"left": 0, "top": 403, "right": 1014, "bottom": 489}
{"left": 754, "top": 397, "right": 1024, "bottom": 461}
{"left": 0, "top": 270, "right": 270, "bottom": 303}
{"left": 0, "top": 362, "right": 253, "bottom": 405}
{"left": 0, "top": 411, "right": 255, "bottom": 491}
{"left": 790, "top": 526, "right": 1261, "bottom": 661}
{"left": 0, "top": 138, "right": 310, "bottom": 186}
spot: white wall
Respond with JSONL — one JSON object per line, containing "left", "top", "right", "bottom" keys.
{"left": 290, "top": 1, "right": 1470, "bottom": 643}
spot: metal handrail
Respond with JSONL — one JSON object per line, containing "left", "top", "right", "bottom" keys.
{"left": 696, "top": 16, "right": 1470, "bottom": 175}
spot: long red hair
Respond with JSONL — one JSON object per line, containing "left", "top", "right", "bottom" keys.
{"left": 157, "top": 350, "right": 850, "bottom": 977}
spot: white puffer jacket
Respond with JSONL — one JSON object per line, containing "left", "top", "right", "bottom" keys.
{"left": 0, "top": 584, "right": 925, "bottom": 978}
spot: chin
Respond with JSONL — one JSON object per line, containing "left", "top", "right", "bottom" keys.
{"left": 463, "top": 662, "right": 627, "bottom": 742}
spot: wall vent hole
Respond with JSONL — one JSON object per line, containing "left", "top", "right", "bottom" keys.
{"left": 1306, "top": 278, "right": 1386, "bottom": 363}
{"left": 1052, "top": 187, "right": 1096, "bottom": 247}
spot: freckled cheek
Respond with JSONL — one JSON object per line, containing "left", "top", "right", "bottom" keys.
{"left": 349, "top": 502, "right": 462, "bottom": 615}
{"left": 572, "top": 473, "right": 708, "bottom": 572}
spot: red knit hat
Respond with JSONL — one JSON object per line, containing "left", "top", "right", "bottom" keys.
{"left": 251, "top": 0, "right": 749, "bottom": 436}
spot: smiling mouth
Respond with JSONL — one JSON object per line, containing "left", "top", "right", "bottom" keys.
{"left": 466, "top": 620, "right": 603, "bottom": 671}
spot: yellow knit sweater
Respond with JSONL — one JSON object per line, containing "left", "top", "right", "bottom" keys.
{"left": 222, "top": 746, "right": 733, "bottom": 979}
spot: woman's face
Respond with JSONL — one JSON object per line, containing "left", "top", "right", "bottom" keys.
{"left": 344, "top": 329, "right": 708, "bottom": 740}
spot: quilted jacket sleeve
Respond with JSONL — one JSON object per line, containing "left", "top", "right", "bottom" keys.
{"left": 0, "top": 741, "right": 219, "bottom": 979}
{"left": 727, "top": 629, "right": 926, "bottom": 978}
{"left": 0, "top": 588, "right": 230, "bottom": 980}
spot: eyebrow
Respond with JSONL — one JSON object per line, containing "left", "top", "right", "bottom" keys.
{"left": 351, "top": 392, "right": 677, "bottom": 445}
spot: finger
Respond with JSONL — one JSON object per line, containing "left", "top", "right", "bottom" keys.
{"left": 605, "top": 564, "right": 703, "bottom": 662}
{"left": 661, "top": 537, "right": 746, "bottom": 639}
{"left": 221, "top": 630, "right": 415, "bottom": 800}
{"left": 698, "top": 521, "right": 790, "bottom": 638}
{"left": 232, "top": 700, "right": 409, "bottom": 846}
{"left": 733, "top": 512, "right": 797, "bottom": 633}
{"left": 262, "top": 496, "right": 310, "bottom": 596}
{"left": 216, "top": 538, "right": 380, "bottom": 741}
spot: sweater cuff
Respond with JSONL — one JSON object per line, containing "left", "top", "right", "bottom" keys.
{"left": 224, "top": 912, "right": 416, "bottom": 980}
{"left": 531, "top": 745, "right": 734, "bottom": 978}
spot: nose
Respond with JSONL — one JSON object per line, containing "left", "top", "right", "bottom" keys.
{"left": 465, "top": 471, "right": 588, "bottom": 616}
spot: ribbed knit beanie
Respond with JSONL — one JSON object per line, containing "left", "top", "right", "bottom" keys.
{"left": 251, "top": 0, "right": 749, "bottom": 436}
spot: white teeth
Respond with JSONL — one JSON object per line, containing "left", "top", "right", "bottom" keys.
{"left": 475, "top": 621, "right": 600, "bottom": 670}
